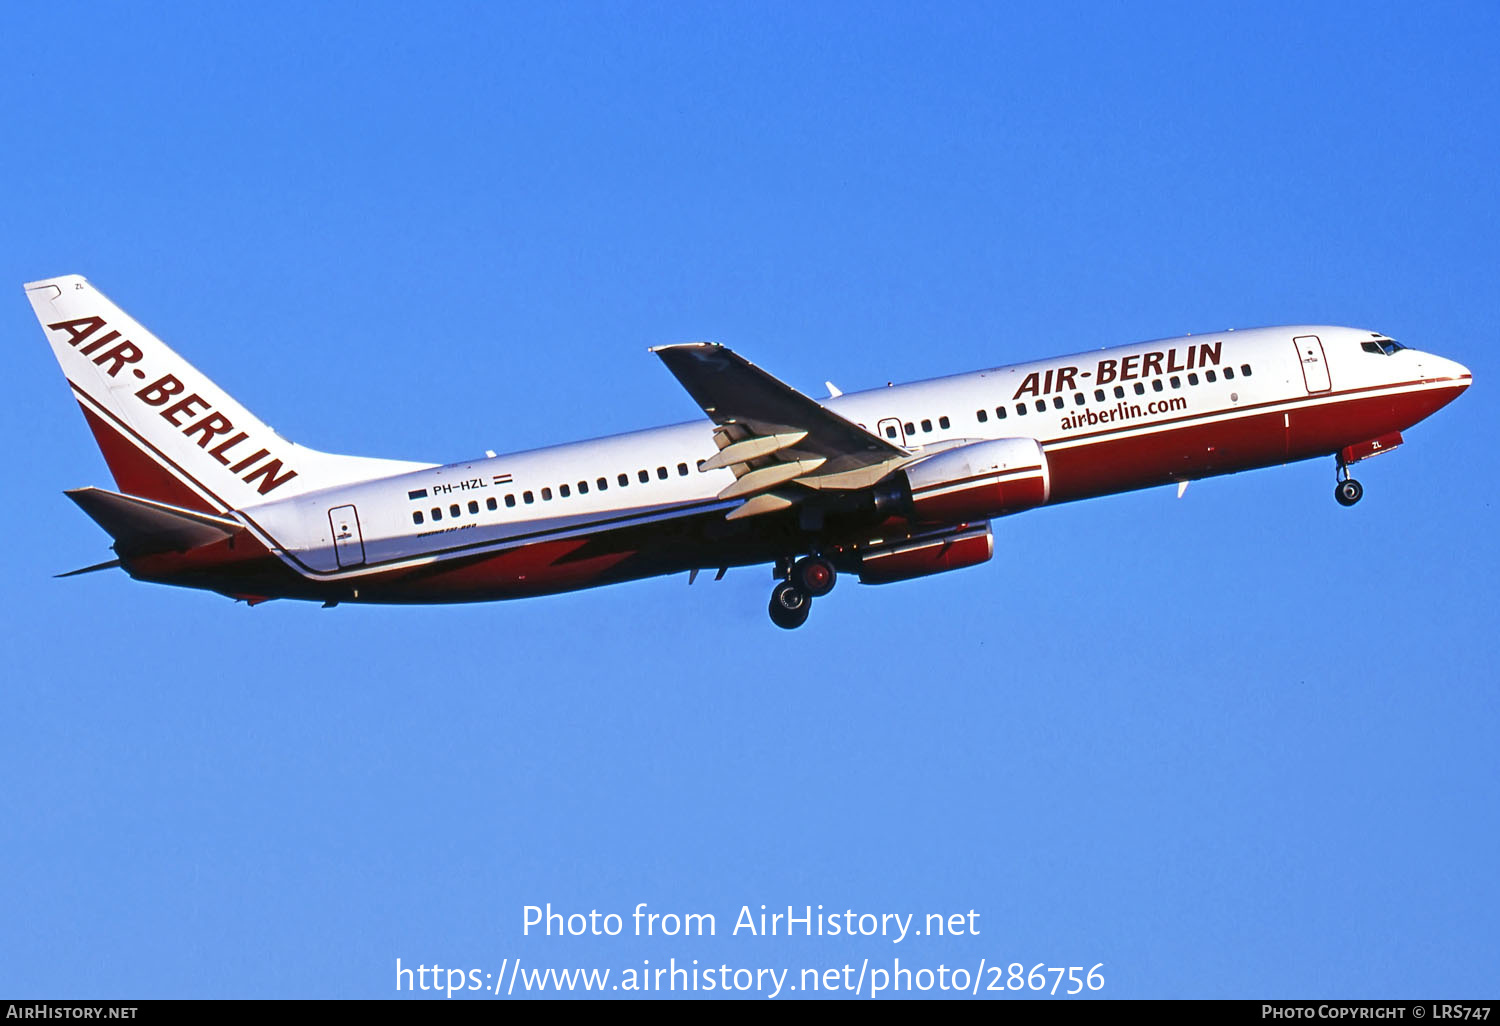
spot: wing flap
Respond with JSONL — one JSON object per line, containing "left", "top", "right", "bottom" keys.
{"left": 723, "top": 492, "right": 798, "bottom": 521}
{"left": 716, "top": 458, "right": 826, "bottom": 501}
{"left": 699, "top": 430, "right": 808, "bottom": 471}
{"left": 653, "top": 343, "right": 908, "bottom": 515}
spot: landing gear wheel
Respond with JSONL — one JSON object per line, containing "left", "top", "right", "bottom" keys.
{"left": 791, "top": 556, "right": 837, "bottom": 598}
{"left": 769, "top": 581, "right": 812, "bottom": 629}
{"left": 1335, "top": 478, "right": 1363, "bottom": 506}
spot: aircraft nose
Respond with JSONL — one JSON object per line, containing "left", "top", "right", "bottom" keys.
{"left": 1417, "top": 350, "right": 1471, "bottom": 385}
{"left": 1439, "top": 355, "right": 1472, "bottom": 385}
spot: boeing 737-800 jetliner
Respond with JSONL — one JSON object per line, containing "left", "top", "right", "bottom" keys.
{"left": 27, "top": 275, "right": 1470, "bottom": 628}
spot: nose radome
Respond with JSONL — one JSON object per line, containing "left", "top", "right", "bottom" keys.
{"left": 1440, "top": 355, "right": 1472, "bottom": 383}
{"left": 1417, "top": 351, "right": 1470, "bottom": 384}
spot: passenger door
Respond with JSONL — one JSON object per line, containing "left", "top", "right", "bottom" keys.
{"left": 1293, "top": 335, "right": 1332, "bottom": 393}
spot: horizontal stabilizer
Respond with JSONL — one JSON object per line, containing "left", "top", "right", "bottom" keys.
{"left": 55, "top": 558, "right": 124, "bottom": 578}
{"left": 65, "top": 486, "right": 243, "bottom": 557}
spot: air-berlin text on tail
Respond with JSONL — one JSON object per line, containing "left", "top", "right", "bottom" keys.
{"left": 1014, "top": 341, "right": 1223, "bottom": 398}
{"left": 47, "top": 316, "right": 298, "bottom": 496}
{"left": 522, "top": 903, "right": 979, "bottom": 944}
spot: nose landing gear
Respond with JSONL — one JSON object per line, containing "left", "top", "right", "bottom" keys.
{"left": 767, "top": 555, "right": 839, "bottom": 629}
{"left": 1334, "top": 459, "right": 1363, "bottom": 507}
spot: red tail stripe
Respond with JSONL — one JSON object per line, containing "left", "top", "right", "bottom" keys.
{"left": 75, "top": 402, "right": 217, "bottom": 514}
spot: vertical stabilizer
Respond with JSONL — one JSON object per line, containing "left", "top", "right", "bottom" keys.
{"left": 25, "top": 275, "right": 431, "bottom": 512}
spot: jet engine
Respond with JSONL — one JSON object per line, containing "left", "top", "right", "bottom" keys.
{"left": 855, "top": 524, "right": 994, "bottom": 584}
{"left": 885, "top": 438, "right": 1050, "bottom": 524}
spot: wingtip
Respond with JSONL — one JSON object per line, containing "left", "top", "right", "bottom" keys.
{"left": 649, "top": 342, "right": 721, "bottom": 354}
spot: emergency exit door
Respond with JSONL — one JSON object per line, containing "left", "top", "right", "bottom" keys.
{"left": 1293, "top": 335, "right": 1332, "bottom": 393}
{"left": 328, "top": 504, "right": 366, "bottom": 567}
{"left": 877, "top": 418, "right": 908, "bottom": 446}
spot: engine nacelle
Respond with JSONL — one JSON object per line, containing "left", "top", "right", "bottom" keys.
{"left": 857, "top": 524, "right": 993, "bottom": 585}
{"left": 898, "top": 438, "right": 1050, "bottom": 524}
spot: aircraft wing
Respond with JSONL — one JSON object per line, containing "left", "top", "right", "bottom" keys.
{"left": 652, "top": 343, "right": 908, "bottom": 518}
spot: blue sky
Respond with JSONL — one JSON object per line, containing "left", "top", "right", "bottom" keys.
{"left": 2, "top": 2, "right": 1496, "bottom": 999}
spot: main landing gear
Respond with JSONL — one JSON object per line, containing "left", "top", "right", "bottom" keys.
{"left": 1334, "top": 459, "right": 1364, "bottom": 507}
{"left": 767, "top": 555, "right": 838, "bottom": 629}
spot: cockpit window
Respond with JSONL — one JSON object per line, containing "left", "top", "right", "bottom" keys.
{"left": 1362, "top": 338, "right": 1407, "bottom": 356}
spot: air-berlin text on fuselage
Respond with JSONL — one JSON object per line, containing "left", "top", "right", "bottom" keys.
{"left": 1013, "top": 342, "right": 1223, "bottom": 399}
{"left": 47, "top": 316, "right": 298, "bottom": 496}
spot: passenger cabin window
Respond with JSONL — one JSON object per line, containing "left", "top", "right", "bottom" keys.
{"left": 1094, "top": 389, "right": 1105, "bottom": 402}
{"left": 541, "top": 488, "right": 552, "bottom": 501}
{"left": 885, "top": 424, "right": 899, "bottom": 438}
{"left": 996, "top": 406, "right": 1007, "bottom": 419}
{"left": 487, "top": 497, "right": 497, "bottom": 511}
{"left": 976, "top": 409, "right": 988, "bottom": 423}
{"left": 1188, "top": 373, "right": 1199, "bottom": 385}
{"left": 638, "top": 470, "right": 649, "bottom": 483}
{"left": 1015, "top": 403, "right": 1027, "bottom": 416}
{"left": 920, "top": 419, "right": 932, "bottom": 433}
{"left": 450, "top": 503, "right": 460, "bottom": 517}
{"left": 677, "top": 462, "right": 689, "bottom": 476}
{"left": 431, "top": 507, "right": 442, "bottom": 521}
{"left": 577, "top": 481, "right": 588, "bottom": 494}
{"left": 1241, "top": 364, "right": 1252, "bottom": 376}
{"left": 412, "top": 511, "right": 424, "bottom": 525}
{"left": 656, "top": 466, "right": 668, "bottom": 480}
{"left": 618, "top": 473, "right": 629, "bottom": 487}
{"left": 904, "top": 422, "right": 915, "bottom": 435}
{"left": 1114, "top": 385, "right": 1125, "bottom": 399}
{"left": 1223, "top": 367, "right": 1235, "bottom": 380}
{"left": 1034, "top": 399, "right": 1046, "bottom": 412}
{"left": 468, "top": 500, "right": 479, "bottom": 514}
{"left": 505, "top": 494, "right": 516, "bottom": 507}
{"left": 1133, "top": 382, "right": 1145, "bottom": 395}
{"left": 939, "top": 415, "right": 950, "bottom": 430}
{"left": 597, "top": 477, "right": 608, "bottom": 491}
{"left": 1170, "top": 376, "right": 1181, "bottom": 388}
{"left": 1152, "top": 379, "right": 1163, "bottom": 392}
{"left": 523, "top": 491, "right": 534, "bottom": 504}
{"left": 1052, "top": 396, "right": 1064, "bottom": 409}
{"left": 559, "top": 484, "right": 570, "bottom": 497}
{"left": 1074, "top": 392, "right": 1085, "bottom": 406}
{"left": 1206, "top": 370, "right": 1217, "bottom": 382}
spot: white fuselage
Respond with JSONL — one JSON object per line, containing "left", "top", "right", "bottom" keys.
{"left": 238, "top": 324, "right": 1466, "bottom": 585}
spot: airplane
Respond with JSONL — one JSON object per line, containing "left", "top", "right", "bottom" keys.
{"left": 26, "top": 274, "right": 1471, "bottom": 629}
